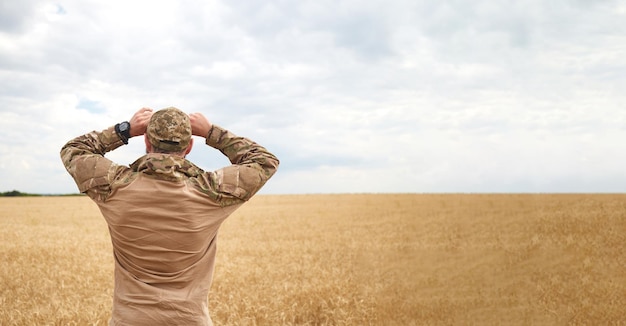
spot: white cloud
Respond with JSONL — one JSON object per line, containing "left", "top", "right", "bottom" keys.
{"left": 0, "top": 0, "right": 625, "bottom": 194}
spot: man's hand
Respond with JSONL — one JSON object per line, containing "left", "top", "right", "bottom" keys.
{"left": 129, "top": 107, "right": 154, "bottom": 137}
{"left": 189, "top": 113, "right": 213, "bottom": 138}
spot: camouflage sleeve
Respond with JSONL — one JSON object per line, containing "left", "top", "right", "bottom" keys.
{"left": 201, "top": 124, "right": 279, "bottom": 203}
{"left": 60, "top": 127, "right": 128, "bottom": 202}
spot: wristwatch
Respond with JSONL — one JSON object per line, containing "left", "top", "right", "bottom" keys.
{"left": 115, "top": 121, "right": 131, "bottom": 145}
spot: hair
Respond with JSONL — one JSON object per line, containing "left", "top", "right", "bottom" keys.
{"left": 149, "top": 146, "right": 188, "bottom": 156}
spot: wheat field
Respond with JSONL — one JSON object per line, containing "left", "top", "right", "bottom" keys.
{"left": 0, "top": 194, "right": 625, "bottom": 325}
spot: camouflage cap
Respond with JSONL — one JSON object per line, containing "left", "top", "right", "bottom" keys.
{"left": 146, "top": 107, "right": 192, "bottom": 152}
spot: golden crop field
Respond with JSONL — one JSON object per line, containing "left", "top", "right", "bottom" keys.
{"left": 1, "top": 194, "right": 625, "bottom": 325}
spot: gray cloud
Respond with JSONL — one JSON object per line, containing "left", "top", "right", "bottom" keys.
{"left": 0, "top": 0, "right": 40, "bottom": 33}
{"left": 1, "top": 0, "right": 625, "bottom": 194}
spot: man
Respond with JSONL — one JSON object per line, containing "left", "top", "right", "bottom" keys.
{"left": 60, "top": 107, "right": 279, "bottom": 325}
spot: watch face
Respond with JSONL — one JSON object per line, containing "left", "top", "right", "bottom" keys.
{"left": 119, "top": 122, "right": 129, "bottom": 132}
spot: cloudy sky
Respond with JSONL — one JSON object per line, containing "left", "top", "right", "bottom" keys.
{"left": 1, "top": 0, "right": 625, "bottom": 194}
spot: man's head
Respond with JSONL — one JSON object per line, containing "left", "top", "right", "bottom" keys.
{"left": 145, "top": 107, "right": 193, "bottom": 155}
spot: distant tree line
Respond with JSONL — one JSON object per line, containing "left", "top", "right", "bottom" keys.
{"left": 0, "top": 190, "right": 84, "bottom": 197}
{"left": 0, "top": 190, "right": 41, "bottom": 197}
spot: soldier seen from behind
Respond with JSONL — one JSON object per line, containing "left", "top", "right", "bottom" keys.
{"left": 61, "top": 107, "right": 279, "bottom": 325}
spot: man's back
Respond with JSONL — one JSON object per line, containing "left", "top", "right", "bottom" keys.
{"left": 100, "top": 163, "right": 239, "bottom": 325}
{"left": 100, "top": 165, "right": 236, "bottom": 282}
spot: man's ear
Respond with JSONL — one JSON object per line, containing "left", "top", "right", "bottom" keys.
{"left": 144, "top": 134, "right": 152, "bottom": 153}
{"left": 185, "top": 138, "right": 194, "bottom": 155}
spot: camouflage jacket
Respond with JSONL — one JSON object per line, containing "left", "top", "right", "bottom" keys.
{"left": 60, "top": 124, "right": 278, "bottom": 325}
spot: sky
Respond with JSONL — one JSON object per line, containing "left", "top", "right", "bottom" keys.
{"left": 1, "top": 0, "right": 625, "bottom": 195}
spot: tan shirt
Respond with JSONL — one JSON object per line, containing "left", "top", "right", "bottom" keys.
{"left": 61, "top": 125, "right": 279, "bottom": 325}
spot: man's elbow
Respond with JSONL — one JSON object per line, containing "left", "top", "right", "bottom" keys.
{"left": 264, "top": 156, "right": 280, "bottom": 178}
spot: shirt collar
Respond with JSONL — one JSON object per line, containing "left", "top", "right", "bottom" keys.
{"left": 130, "top": 153, "right": 203, "bottom": 181}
